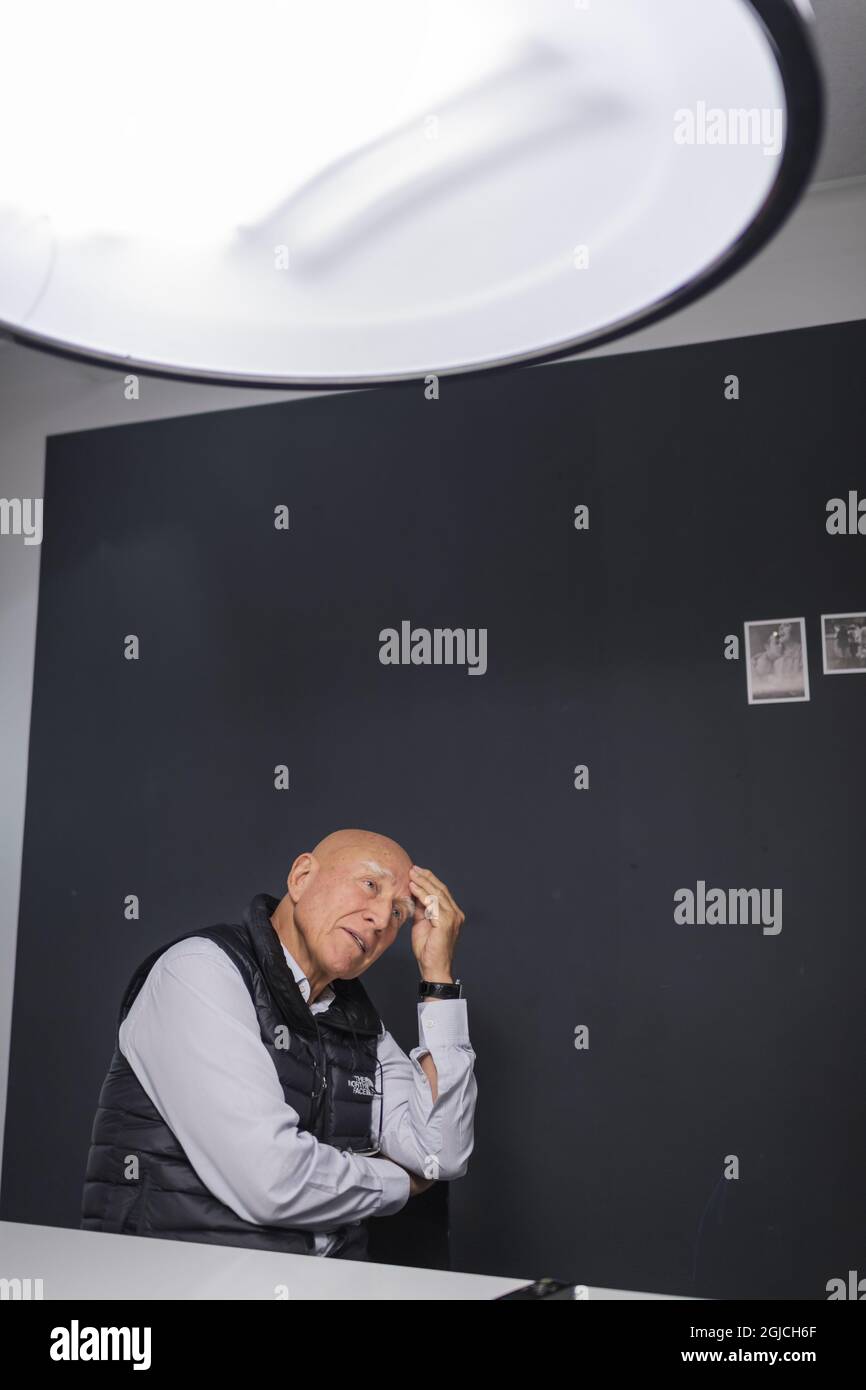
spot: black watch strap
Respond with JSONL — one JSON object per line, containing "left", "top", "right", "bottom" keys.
{"left": 419, "top": 978, "right": 462, "bottom": 1000}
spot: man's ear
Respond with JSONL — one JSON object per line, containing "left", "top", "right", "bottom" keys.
{"left": 287, "top": 852, "right": 317, "bottom": 904}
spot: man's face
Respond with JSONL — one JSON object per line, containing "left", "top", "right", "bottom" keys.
{"left": 293, "top": 844, "right": 414, "bottom": 979}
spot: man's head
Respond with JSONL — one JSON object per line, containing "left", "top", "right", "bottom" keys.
{"left": 274, "top": 828, "right": 414, "bottom": 988}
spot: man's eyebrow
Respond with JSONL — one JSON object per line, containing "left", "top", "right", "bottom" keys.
{"left": 360, "top": 860, "right": 413, "bottom": 918}
{"left": 360, "top": 858, "right": 394, "bottom": 879}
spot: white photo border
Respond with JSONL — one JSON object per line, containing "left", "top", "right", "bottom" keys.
{"left": 744, "top": 616, "right": 810, "bottom": 705}
{"left": 820, "top": 610, "right": 866, "bottom": 676}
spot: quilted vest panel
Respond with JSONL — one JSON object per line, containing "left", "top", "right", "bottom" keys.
{"left": 80, "top": 894, "right": 383, "bottom": 1257}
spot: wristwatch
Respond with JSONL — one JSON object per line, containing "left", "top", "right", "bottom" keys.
{"left": 419, "top": 979, "right": 463, "bottom": 1000}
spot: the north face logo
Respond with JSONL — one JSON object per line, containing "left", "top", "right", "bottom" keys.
{"left": 347, "top": 1075, "right": 375, "bottom": 1097}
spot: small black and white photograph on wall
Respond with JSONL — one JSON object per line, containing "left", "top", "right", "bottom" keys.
{"left": 821, "top": 611, "right": 866, "bottom": 674}
{"left": 745, "top": 617, "right": 810, "bottom": 705}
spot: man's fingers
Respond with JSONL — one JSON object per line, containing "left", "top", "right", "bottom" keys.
{"left": 410, "top": 887, "right": 441, "bottom": 922}
{"left": 413, "top": 871, "right": 466, "bottom": 932}
{"left": 409, "top": 872, "right": 445, "bottom": 917}
{"left": 410, "top": 866, "right": 457, "bottom": 916}
{"left": 411, "top": 865, "right": 448, "bottom": 895}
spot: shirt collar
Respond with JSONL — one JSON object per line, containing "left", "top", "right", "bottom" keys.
{"left": 247, "top": 891, "right": 336, "bottom": 1012}
{"left": 279, "top": 942, "right": 336, "bottom": 1011}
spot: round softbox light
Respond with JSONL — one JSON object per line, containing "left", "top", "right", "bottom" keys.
{"left": 0, "top": 0, "right": 823, "bottom": 386}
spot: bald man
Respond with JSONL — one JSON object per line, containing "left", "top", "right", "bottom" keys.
{"left": 80, "top": 830, "right": 477, "bottom": 1262}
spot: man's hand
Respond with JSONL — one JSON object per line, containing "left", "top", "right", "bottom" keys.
{"left": 384, "top": 1157, "right": 436, "bottom": 1197}
{"left": 409, "top": 864, "right": 465, "bottom": 981}
{"left": 408, "top": 1172, "right": 436, "bottom": 1197}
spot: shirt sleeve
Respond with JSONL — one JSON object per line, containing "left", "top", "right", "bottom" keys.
{"left": 118, "top": 939, "right": 411, "bottom": 1230}
{"left": 372, "top": 999, "right": 477, "bottom": 1181}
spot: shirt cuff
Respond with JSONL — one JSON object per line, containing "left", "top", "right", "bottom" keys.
{"left": 417, "top": 997, "right": 470, "bottom": 1049}
{"left": 366, "top": 1156, "right": 411, "bottom": 1216}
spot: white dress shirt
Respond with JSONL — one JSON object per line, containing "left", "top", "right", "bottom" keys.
{"left": 118, "top": 935, "right": 476, "bottom": 1256}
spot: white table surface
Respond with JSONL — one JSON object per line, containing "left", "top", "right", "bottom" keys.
{"left": 0, "top": 1221, "right": 688, "bottom": 1300}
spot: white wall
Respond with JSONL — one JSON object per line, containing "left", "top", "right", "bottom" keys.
{"left": 2, "top": 173, "right": 865, "bottom": 1182}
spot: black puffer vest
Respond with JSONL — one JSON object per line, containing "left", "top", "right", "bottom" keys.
{"left": 80, "top": 893, "right": 383, "bottom": 1259}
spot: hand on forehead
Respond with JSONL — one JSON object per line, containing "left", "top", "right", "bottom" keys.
{"left": 313, "top": 828, "right": 413, "bottom": 884}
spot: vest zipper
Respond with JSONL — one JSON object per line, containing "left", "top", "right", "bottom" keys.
{"left": 311, "top": 1017, "right": 328, "bottom": 1136}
